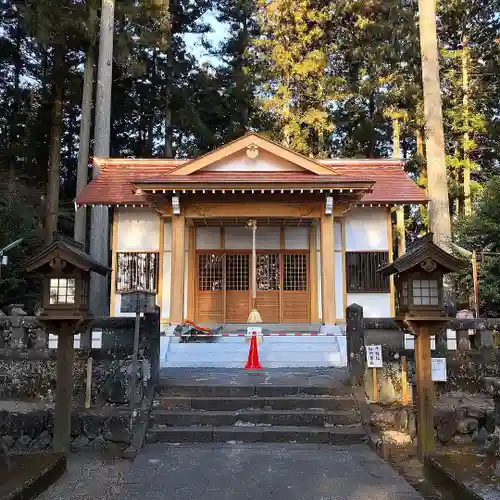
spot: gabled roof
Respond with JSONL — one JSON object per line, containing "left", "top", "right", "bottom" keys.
{"left": 24, "top": 233, "right": 110, "bottom": 275}
{"left": 379, "top": 233, "right": 467, "bottom": 275}
{"left": 167, "top": 133, "right": 339, "bottom": 176}
{"left": 74, "top": 137, "right": 429, "bottom": 206}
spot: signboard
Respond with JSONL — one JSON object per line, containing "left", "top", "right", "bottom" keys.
{"left": 366, "top": 345, "right": 383, "bottom": 368}
{"left": 246, "top": 326, "right": 263, "bottom": 344}
{"left": 431, "top": 358, "right": 447, "bottom": 382}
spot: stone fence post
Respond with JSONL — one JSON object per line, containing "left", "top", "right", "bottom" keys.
{"left": 346, "top": 303, "right": 365, "bottom": 386}
{"left": 456, "top": 329, "right": 470, "bottom": 350}
{"left": 7, "top": 304, "right": 28, "bottom": 348}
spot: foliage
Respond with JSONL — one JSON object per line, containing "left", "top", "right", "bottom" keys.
{"left": 454, "top": 176, "right": 500, "bottom": 317}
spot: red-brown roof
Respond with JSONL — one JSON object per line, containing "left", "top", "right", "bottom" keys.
{"left": 75, "top": 158, "right": 428, "bottom": 206}
{"left": 326, "top": 163, "right": 428, "bottom": 204}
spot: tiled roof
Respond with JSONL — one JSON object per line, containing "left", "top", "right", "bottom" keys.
{"left": 75, "top": 158, "right": 428, "bottom": 206}
{"left": 325, "top": 163, "right": 429, "bottom": 204}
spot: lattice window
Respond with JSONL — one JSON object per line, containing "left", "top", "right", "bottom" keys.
{"left": 283, "top": 254, "right": 308, "bottom": 291}
{"left": 50, "top": 278, "right": 76, "bottom": 304}
{"left": 257, "top": 253, "right": 280, "bottom": 291}
{"left": 346, "top": 251, "right": 389, "bottom": 293}
{"left": 198, "top": 254, "right": 224, "bottom": 291}
{"left": 412, "top": 279, "right": 439, "bottom": 305}
{"left": 226, "top": 254, "right": 249, "bottom": 291}
{"left": 117, "top": 252, "right": 159, "bottom": 293}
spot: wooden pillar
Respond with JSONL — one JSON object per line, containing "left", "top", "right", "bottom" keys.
{"left": 320, "top": 212, "right": 335, "bottom": 324}
{"left": 53, "top": 326, "right": 74, "bottom": 454}
{"left": 187, "top": 226, "right": 196, "bottom": 320}
{"left": 414, "top": 327, "right": 435, "bottom": 460}
{"left": 108, "top": 211, "right": 118, "bottom": 317}
{"left": 309, "top": 225, "right": 319, "bottom": 323}
{"left": 157, "top": 217, "right": 165, "bottom": 311}
{"left": 170, "top": 215, "right": 185, "bottom": 324}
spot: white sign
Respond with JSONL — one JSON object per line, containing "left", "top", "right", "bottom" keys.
{"left": 246, "top": 326, "right": 263, "bottom": 344}
{"left": 366, "top": 345, "right": 383, "bottom": 368}
{"left": 431, "top": 358, "right": 447, "bottom": 382}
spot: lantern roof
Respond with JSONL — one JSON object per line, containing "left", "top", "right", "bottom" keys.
{"left": 23, "top": 232, "right": 110, "bottom": 275}
{"left": 379, "top": 233, "right": 467, "bottom": 276}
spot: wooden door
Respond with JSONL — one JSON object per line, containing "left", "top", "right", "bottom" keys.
{"left": 225, "top": 253, "right": 250, "bottom": 323}
{"left": 282, "top": 252, "right": 309, "bottom": 323}
{"left": 256, "top": 253, "right": 280, "bottom": 323}
{"left": 196, "top": 253, "right": 224, "bottom": 323}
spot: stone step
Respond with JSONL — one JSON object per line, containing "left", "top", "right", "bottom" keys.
{"left": 158, "top": 384, "right": 354, "bottom": 398}
{"left": 161, "top": 361, "right": 346, "bottom": 368}
{"left": 154, "top": 395, "right": 357, "bottom": 411}
{"left": 146, "top": 425, "right": 366, "bottom": 445}
{"left": 150, "top": 409, "right": 360, "bottom": 427}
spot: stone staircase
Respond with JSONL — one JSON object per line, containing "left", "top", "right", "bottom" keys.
{"left": 146, "top": 376, "right": 365, "bottom": 444}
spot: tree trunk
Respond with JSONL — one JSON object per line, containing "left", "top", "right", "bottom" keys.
{"left": 392, "top": 118, "right": 400, "bottom": 159}
{"left": 75, "top": 5, "right": 98, "bottom": 245}
{"left": 160, "top": 0, "right": 173, "bottom": 158}
{"left": 45, "top": 45, "right": 65, "bottom": 244}
{"left": 89, "top": 0, "right": 114, "bottom": 316}
{"left": 462, "top": 37, "right": 471, "bottom": 216}
{"left": 417, "top": 0, "right": 452, "bottom": 249}
{"left": 164, "top": 33, "right": 173, "bottom": 158}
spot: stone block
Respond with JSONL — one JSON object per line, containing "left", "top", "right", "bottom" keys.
{"left": 370, "top": 411, "right": 396, "bottom": 431}
{"left": 71, "top": 434, "right": 90, "bottom": 451}
{"left": 13, "top": 434, "right": 32, "bottom": 452}
{"left": 435, "top": 411, "right": 458, "bottom": 443}
{"left": 82, "top": 415, "right": 103, "bottom": 440}
{"left": 103, "top": 415, "right": 131, "bottom": 444}
{"left": 484, "top": 377, "right": 500, "bottom": 397}
{"left": 0, "top": 435, "right": 14, "bottom": 450}
{"left": 456, "top": 418, "right": 479, "bottom": 435}
{"left": 29, "top": 430, "right": 52, "bottom": 451}
{"left": 213, "top": 427, "right": 263, "bottom": 443}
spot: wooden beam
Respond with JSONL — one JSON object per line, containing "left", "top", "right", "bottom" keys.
{"left": 183, "top": 201, "right": 323, "bottom": 219}
{"left": 320, "top": 212, "right": 335, "bottom": 324}
{"left": 109, "top": 210, "right": 118, "bottom": 316}
{"left": 170, "top": 215, "right": 186, "bottom": 323}
{"left": 309, "top": 225, "right": 319, "bottom": 322}
{"left": 187, "top": 226, "right": 196, "bottom": 320}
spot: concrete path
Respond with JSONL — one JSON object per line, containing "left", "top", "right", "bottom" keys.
{"left": 40, "top": 443, "right": 422, "bottom": 500}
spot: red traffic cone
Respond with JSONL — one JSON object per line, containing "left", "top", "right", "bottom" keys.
{"left": 244, "top": 334, "right": 263, "bottom": 370}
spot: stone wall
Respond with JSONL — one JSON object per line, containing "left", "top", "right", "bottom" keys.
{"left": 0, "top": 407, "right": 132, "bottom": 454}
{"left": 369, "top": 394, "right": 494, "bottom": 447}
{"left": 362, "top": 345, "right": 500, "bottom": 404}
{"left": 0, "top": 311, "right": 160, "bottom": 406}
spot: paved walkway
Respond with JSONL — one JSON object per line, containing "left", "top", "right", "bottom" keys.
{"left": 40, "top": 443, "right": 422, "bottom": 500}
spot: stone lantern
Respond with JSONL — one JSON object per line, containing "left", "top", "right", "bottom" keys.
{"left": 379, "top": 233, "right": 466, "bottom": 460}
{"left": 23, "top": 232, "right": 109, "bottom": 454}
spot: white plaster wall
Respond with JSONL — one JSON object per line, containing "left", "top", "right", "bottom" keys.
{"left": 284, "top": 227, "right": 308, "bottom": 249}
{"left": 256, "top": 227, "right": 280, "bottom": 249}
{"left": 317, "top": 250, "right": 322, "bottom": 320}
{"left": 204, "top": 150, "right": 304, "bottom": 172}
{"left": 225, "top": 227, "right": 252, "bottom": 249}
{"left": 116, "top": 208, "right": 160, "bottom": 251}
{"left": 162, "top": 252, "right": 171, "bottom": 319}
{"left": 334, "top": 222, "right": 342, "bottom": 251}
{"left": 196, "top": 227, "right": 221, "bottom": 249}
{"left": 345, "top": 208, "right": 388, "bottom": 251}
{"left": 335, "top": 252, "right": 344, "bottom": 319}
{"left": 164, "top": 220, "right": 172, "bottom": 251}
{"left": 346, "top": 293, "right": 391, "bottom": 317}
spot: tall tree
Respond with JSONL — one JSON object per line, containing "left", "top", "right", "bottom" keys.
{"left": 75, "top": 3, "right": 98, "bottom": 244}
{"left": 89, "top": 0, "right": 115, "bottom": 316}
{"left": 417, "top": 0, "right": 452, "bottom": 249}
